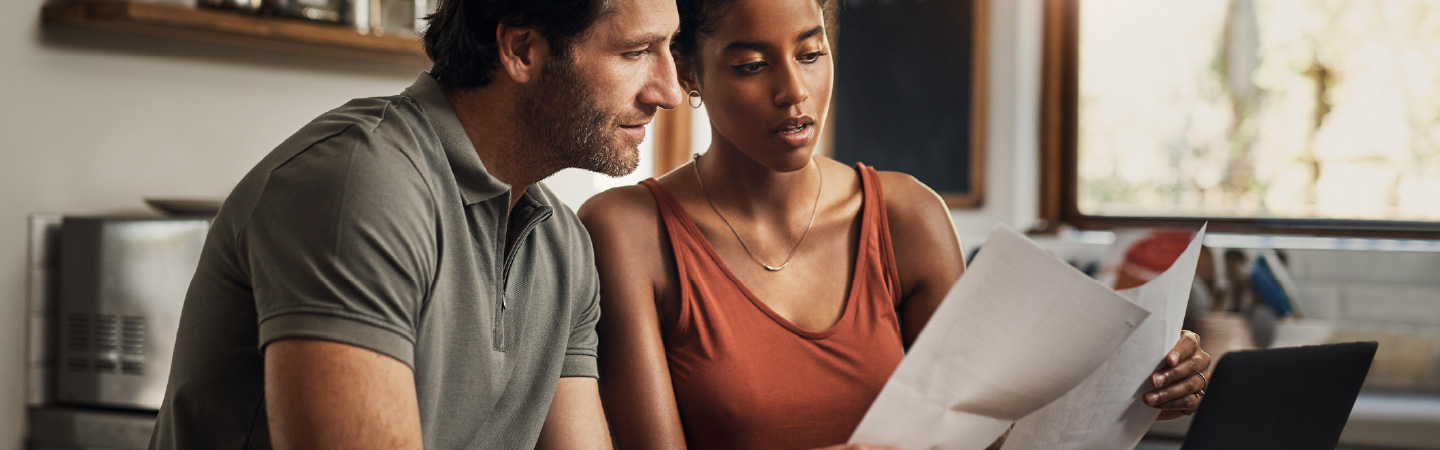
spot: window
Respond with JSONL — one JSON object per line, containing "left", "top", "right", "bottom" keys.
{"left": 1043, "top": 0, "right": 1440, "bottom": 237}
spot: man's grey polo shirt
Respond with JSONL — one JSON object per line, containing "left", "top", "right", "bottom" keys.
{"left": 150, "top": 73, "right": 601, "bottom": 449}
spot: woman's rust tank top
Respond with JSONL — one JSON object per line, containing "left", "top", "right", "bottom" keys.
{"left": 639, "top": 163, "right": 906, "bottom": 450}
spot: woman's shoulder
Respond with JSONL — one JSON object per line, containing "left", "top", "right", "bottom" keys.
{"left": 577, "top": 183, "right": 662, "bottom": 235}
{"left": 870, "top": 169, "right": 950, "bottom": 226}
{"left": 866, "top": 169, "right": 965, "bottom": 301}
{"left": 578, "top": 183, "right": 673, "bottom": 292}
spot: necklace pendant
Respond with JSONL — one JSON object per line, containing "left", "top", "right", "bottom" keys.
{"left": 693, "top": 153, "right": 819, "bottom": 275}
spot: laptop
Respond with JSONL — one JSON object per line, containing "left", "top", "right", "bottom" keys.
{"left": 1181, "top": 341, "right": 1379, "bottom": 450}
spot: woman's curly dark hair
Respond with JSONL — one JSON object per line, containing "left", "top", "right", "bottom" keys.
{"left": 672, "top": 0, "right": 839, "bottom": 74}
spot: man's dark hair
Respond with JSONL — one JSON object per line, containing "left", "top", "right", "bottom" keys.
{"left": 423, "top": 0, "right": 613, "bottom": 89}
{"left": 673, "top": 0, "right": 837, "bottom": 72}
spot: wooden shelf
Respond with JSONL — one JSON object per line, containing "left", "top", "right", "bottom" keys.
{"left": 41, "top": 1, "right": 428, "bottom": 65}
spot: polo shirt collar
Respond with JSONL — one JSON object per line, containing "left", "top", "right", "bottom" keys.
{"left": 404, "top": 72, "right": 510, "bottom": 205}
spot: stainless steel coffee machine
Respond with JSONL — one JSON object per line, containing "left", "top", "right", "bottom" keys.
{"left": 56, "top": 216, "right": 209, "bottom": 411}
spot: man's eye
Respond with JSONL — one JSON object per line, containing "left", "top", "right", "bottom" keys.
{"left": 800, "top": 51, "right": 828, "bottom": 63}
{"left": 624, "top": 49, "right": 652, "bottom": 59}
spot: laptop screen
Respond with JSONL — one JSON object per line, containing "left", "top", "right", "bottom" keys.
{"left": 1182, "top": 341, "right": 1378, "bottom": 450}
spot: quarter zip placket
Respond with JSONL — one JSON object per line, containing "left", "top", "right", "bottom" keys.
{"left": 492, "top": 198, "right": 553, "bottom": 352}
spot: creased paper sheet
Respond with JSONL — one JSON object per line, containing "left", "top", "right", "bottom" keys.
{"left": 1006, "top": 225, "right": 1206, "bottom": 450}
{"left": 850, "top": 226, "right": 1150, "bottom": 449}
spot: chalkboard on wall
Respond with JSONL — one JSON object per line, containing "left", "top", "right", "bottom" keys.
{"left": 831, "top": 0, "right": 987, "bottom": 208}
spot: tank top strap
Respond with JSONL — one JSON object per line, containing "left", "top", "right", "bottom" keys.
{"left": 639, "top": 178, "right": 703, "bottom": 339}
{"left": 639, "top": 178, "right": 692, "bottom": 243}
{"left": 855, "top": 163, "right": 904, "bottom": 309}
{"left": 639, "top": 176, "right": 702, "bottom": 276}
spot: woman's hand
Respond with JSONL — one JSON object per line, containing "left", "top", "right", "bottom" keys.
{"left": 1145, "top": 330, "right": 1212, "bottom": 421}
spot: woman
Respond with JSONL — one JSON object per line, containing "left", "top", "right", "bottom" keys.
{"left": 577, "top": 0, "right": 1212, "bottom": 448}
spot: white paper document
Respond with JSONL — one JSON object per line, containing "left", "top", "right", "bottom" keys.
{"left": 1005, "top": 225, "right": 1206, "bottom": 450}
{"left": 850, "top": 226, "right": 1151, "bottom": 449}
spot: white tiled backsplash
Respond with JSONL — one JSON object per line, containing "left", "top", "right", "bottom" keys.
{"left": 1283, "top": 248, "right": 1440, "bottom": 328}
{"left": 1287, "top": 249, "right": 1440, "bottom": 286}
{"left": 28, "top": 214, "right": 61, "bottom": 407}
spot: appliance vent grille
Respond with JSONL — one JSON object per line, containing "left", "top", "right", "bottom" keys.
{"left": 121, "top": 316, "right": 145, "bottom": 356}
{"left": 66, "top": 314, "right": 90, "bottom": 353}
{"left": 94, "top": 315, "right": 119, "bottom": 352}
{"left": 93, "top": 359, "right": 118, "bottom": 374}
{"left": 63, "top": 314, "right": 150, "bottom": 376}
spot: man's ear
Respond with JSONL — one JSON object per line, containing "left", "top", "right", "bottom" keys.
{"left": 496, "top": 23, "right": 550, "bottom": 84}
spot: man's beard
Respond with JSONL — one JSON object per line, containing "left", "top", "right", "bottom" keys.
{"left": 518, "top": 56, "right": 648, "bottom": 178}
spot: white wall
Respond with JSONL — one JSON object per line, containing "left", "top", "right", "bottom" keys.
{"left": 3, "top": 2, "right": 421, "bottom": 448}
{"left": 951, "top": 0, "right": 1043, "bottom": 248}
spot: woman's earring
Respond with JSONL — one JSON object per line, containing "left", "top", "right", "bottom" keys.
{"left": 687, "top": 90, "right": 703, "bottom": 109}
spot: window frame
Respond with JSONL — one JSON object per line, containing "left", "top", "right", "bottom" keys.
{"left": 1038, "top": 0, "right": 1440, "bottom": 239}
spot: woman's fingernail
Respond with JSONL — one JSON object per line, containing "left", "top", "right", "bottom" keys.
{"left": 1153, "top": 374, "right": 1164, "bottom": 386}
{"left": 1170, "top": 353, "right": 1180, "bottom": 364}
{"left": 1147, "top": 393, "right": 1158, "bottom": 403}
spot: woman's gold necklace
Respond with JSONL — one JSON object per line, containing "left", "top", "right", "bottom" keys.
{"left": 692, "top": 153, "right": 822, "bottom": 272}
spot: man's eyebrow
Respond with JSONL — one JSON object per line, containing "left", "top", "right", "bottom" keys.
{"left": 619, "top": 33, "right": 671, "bottom": 49}
{"left": 722, "top": 26, "right": 827, "bottom": 53}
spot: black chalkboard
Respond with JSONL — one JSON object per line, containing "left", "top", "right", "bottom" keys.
{"left": 832, "top": 0, "right": 984, "bottom": 207}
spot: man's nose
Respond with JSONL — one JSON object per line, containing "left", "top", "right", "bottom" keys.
{"left": 640, "top": 48, "right": 685, "bottom": 110}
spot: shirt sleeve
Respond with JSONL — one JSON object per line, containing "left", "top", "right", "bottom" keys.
{"left": 244, "top": 125, "right": 436, "bottom": 368}
{"left": 560, "top": 268, "right": 602, "bottom": 378}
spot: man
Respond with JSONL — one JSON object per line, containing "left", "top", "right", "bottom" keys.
{"left": 148, "top": 0, "right": 682, "bottom": 447}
